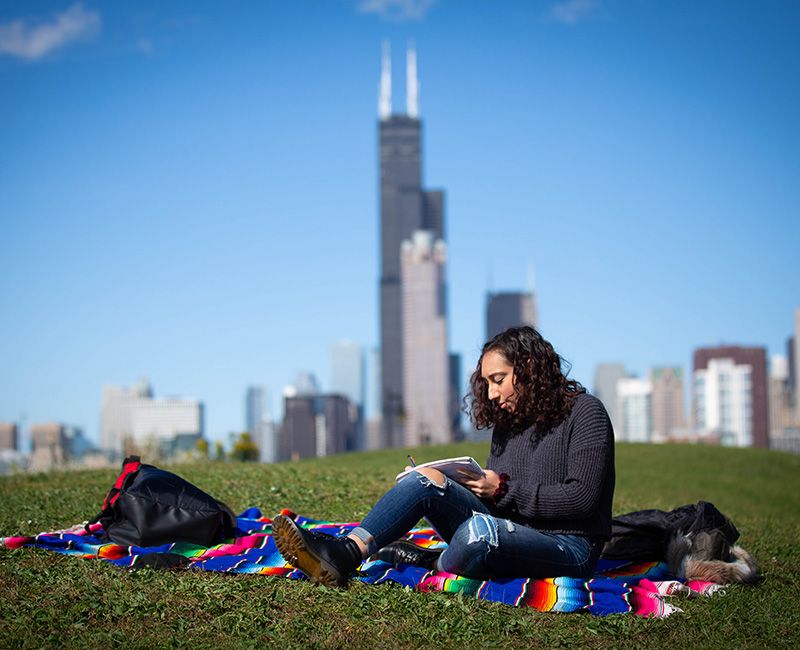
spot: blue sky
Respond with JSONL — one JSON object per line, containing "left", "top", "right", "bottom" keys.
{"left": 1, "top": 0, "right": 798, "bottom": 448}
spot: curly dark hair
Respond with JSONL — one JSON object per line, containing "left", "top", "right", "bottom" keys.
{"left": 466, "top": 326, "right": 585, "bottom": 433}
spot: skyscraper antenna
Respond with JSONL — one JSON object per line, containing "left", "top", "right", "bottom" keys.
{"left": 379, "top": 41, "right": 392, "bottom": 120}
{"left": 526, "top": 262, "right": 536, "bottom": 293}
{"left": 406, "top": 40, "right": 419, "bottom": 118}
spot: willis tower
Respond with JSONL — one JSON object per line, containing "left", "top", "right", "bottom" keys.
{"left": 378, "top": 42, "right": 446, "bottom": 447}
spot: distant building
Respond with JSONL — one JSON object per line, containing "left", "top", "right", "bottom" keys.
{"left": 255, "top": 421, "right": 277, "bottom": 464}
{"left": 0, "top": 422, "right": 18, "bottom": 451}
{"left": 131, "top": 397, "right": 204, "bottom": 456}
{"left": 378, "top": 43, "right": 447, "bottom": 449}
{"left": 279, "top": 393, "right": 359, "bottom": 461}
{"left": 30, "top": 423, "right": 70, "bottom": 472}
{"left": 692, "top": 346, "right": 769, "bottom": 448}
{"left": 330, "top": 341, "right": 365, "bottom": 407}
{"left": 280, "top": 394, "right": 316, "bottom": 461}
{"left": 101, "top": 380, "right": 203, "bottom": 459}
{"left": 617, "top": 377, "right": 652, "bottom": 443}
{"left": 449, "top": 352, "right": 464, "bottom": 440}
{"left": 593, "top": 363, "right": 626, "bottom": 434}
{"left": 330, "top": 340, "right": 365, "bottom": 450}
{"left": 100, "top": 379, "right": 153, "bottom": 457}
{"left": 245, "top": 386, "right": 277, "bottom": 463}
{"left": 486, "top": 291, "right": 537, "bottom": 340}
{"left": 317, "top": 394, "right": 360, "bottom": 456}
{"left": 278, "top": 372, "right": 321, "bottom": 460}
{"left": 364, "top": 347, "right": 383, "bottom": 451}
{"left": 290, "top": 372, "right": 320, "bottom": 397}
{"left": 245, "top": 386, "right": 266, "bottom": 436}
{"left": 794, "top": 308, "right": 800, "bottom": 421}
{"left": 63, "top": 425, "right": 96, "bottom": 459}
{"left": 770, "top": 428, "right": 800, "bottom": 454}
{"left": 401, "top": 230, "right": 451, "bottom": 446}
{"left": 650, "top": 367, "right": 686, "bottom": 440}
{"left": 769, "top": 355, "right": 794, "bottom": 443}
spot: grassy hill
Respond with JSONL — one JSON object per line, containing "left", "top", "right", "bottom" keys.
{"left": 1, "top": 442, "right": 798, "bottom": 649}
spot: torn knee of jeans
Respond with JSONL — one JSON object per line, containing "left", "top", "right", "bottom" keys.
{"left": 414, "top": 469, "right": 447, "bottom": 491}
{"left": 466, "top": 512, "right": 499, "bottom": 548}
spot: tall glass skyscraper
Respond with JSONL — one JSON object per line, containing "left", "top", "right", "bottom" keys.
{"left": 245, "top": 386, "right": 266, "bottom": 435}
{"left": 378, "top": 42, "right": 446, "bottom": 447}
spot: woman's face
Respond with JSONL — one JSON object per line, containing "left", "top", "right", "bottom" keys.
{"left": 480, "top": 349, "right": 517, "bottom": 412}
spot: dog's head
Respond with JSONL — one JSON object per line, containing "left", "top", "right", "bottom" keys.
{"left": 690, "top": 529, "right": 733, "bottom": 562}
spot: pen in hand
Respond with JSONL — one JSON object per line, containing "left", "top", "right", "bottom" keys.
{"left": 407, "top": 454, "right": 416, "bottom": 467}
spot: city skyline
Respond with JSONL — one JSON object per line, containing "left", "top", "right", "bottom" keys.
{"left": 1, "top": 1, "right": 799, "bottom": 447}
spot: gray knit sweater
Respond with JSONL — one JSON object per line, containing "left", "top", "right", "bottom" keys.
{"left": 486, "top": 392, "right": 615, "bottom": 540}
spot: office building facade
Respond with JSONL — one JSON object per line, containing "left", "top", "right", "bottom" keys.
{"left": 280, "top": 396, "right": 316, "bottom": 461}
{"left": 769, "top": 355, "right": 794, "bottom": 441}
{"left": 245, "top": 386, "right": 266, "bottom": 436}
{"left": 692, "top": 346, "right": 769, "bottom": 448}
{"left": 378, "top": 43, "right": 447, "bottom": 448}
{"left": 280, "top": 393, "right": 359, "bottom": 461}
{"left": 364, "top": 347, "right": 383, "bottom": 451}
{"left": 401, "top": 230, "right": 451, "bottom": 446}
{"left": 650, "top": 366, "right": 686, "bottom": 440}
{"left": 101, "top": 381, "right": 203, "bottom": 458}
{"left": 616, "top": 377, "right": 652, "bottom": 443}
{"left": 130, "top": 397, "right": 204, "bottom": 456}
{"left": 330, "top": 341, "right": 365, "bottom": 408}
{"left": 0, "top": 422, "right": 17, "bottom": 451}
{"left": 30, "top": 423, "right": 70, "bottom": 472}
{"left": 245, "top": 385, "right": 277, "bottom": 463}
{"left": 794, "top": 308, "right": 800, "bottom": 421}
{"left": 486, "top": 291, "right": 537, "bottom": 340}
{"left": 100, "top": 379, "right": 153, "bottom": 457}
{"left": 593, "top": 363, "right": 626, "bottom": 435}
{"left": 449, "top": 352, "right": 464, "bottom": 439}
{"left": 330, "top": 341, "right": 365, "bottom": 450}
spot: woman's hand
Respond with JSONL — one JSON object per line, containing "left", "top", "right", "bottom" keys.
{"left": 459, "top": 469, "right": 501, "bottom": 499}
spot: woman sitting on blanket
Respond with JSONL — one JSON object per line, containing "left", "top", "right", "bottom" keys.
{"left": 273, "top": 326, "right": 615, "bottom": 587}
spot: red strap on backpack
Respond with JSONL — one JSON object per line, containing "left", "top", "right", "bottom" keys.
{"left": 102, "top": 456, "right": 142, "bottom": 510}
{"left": 86, "top": 456, "right": 143, "bottom": 533}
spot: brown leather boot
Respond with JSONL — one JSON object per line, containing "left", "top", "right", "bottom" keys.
{"left": 272, "top": 515, "right": 361, "bottom": 588}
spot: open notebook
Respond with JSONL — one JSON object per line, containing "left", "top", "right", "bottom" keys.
{"left": 395, "top": 456, "right": 485, "bottom": 482}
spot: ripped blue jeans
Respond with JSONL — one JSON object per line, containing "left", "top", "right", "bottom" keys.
{"left": 349, "top": 471, "right": 600, "bottom": 579}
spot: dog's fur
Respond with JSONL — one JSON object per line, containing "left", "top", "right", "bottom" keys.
{"left": 666, "top": 529, "right": 761, "bottom": 585}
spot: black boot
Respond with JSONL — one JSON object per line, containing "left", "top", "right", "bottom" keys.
{"left": 375, "top": 540, "right": 443, "bottom": 570}
{"left": 272, "top": 515, "right": 362, "bottom": 588}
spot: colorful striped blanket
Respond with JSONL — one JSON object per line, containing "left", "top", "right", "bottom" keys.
{"left": 2, "top": 508, "right": 724, "bottom": 617}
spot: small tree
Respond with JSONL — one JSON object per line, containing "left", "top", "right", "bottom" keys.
{"left": 122, "top": 433, "right": 162, "bottom": 463}
{"left": 231, "top": 431, "right": 259, "bottom": 462}
{"left": 196, "top": 437, "right": 209, "bottom": 460}
{"left": 213, "top": 440, "right": 227, "bottom": 462}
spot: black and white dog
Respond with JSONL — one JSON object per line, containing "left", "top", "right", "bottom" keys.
{"left": 667, "top": 529, "right": 761, "bottom": 585}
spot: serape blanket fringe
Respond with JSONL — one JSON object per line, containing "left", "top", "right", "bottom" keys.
{"left": 2, "top": 507, "right": 724, "bottom": 617}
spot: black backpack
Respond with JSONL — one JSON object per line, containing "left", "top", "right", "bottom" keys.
{"left": 601, "top": 501, "right": 740, "bottom": 561}
{"left": 87, "top": 456, "right": 238, "bottom": 548}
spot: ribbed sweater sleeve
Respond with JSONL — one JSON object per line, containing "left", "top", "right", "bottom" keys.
{"left": 486, "top": 393, "right": 615, "bottom": 539}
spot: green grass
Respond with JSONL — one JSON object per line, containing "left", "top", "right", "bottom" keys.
{"left": 1, "top": 442, "right": 799, "bottom": 649}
